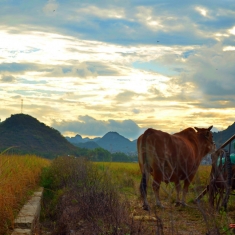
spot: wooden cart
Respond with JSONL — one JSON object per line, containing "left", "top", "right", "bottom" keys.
{"left": 195, "top": 134, "right": 235, "bottom": 211}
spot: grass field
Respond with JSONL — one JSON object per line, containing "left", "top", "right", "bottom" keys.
{"left": 95, "top": 162, "right": 212, "bottom": 195}
{"left": 95, "top": 162, "right": 235, "bottom": 234}
{"left": 0, "top": 154, "right": 50, "bottom": 235}
{"left": 2, "top": 156, "right": 235, "bottom": 235}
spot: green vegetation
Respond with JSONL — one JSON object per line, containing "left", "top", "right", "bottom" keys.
{"left": 0, "top": 154, "right": 50, "bottom": 235}
{"left": 86, "top": 148, "right": 137, "bottom": 162}
{"left": 40, "top": 157, "right": 148, "bottom": 234}
{"left": 0, "top": 114, "right": 137, "bottom": 162}
{"left": 1, "top": 153, "right": 235, "bottom": 234}
{"left": 0, "top": 114, "right": 80, "bottom": 159}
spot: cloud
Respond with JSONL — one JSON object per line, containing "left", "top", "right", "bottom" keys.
{"left": 75, "top": 5, "right": 126, "bottom": 19}
{"left": 49, "top": 63, "right": 98, "bottom": 78}
{"left": 114, "top": 90, "right": 138, "bottom": 103}
{"left": 132, "top": 108, "right": 140, "bottom": 114}
{"left": 182, "top": 43, "right": 235, "bottom": 98}
{"left": 0, "top": 74, "right": 16, "bottom": 83}
{"left": 52, "top": 115, "right": 144, "bottom": 140}
{"left": 1, "top": 0, "right": 235, "bottom": 138}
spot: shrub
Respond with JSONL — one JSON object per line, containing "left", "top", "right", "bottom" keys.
{"left": 41, "top": 157, "right": 152, "bottom": 234}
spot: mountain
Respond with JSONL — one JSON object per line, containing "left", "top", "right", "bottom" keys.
{"left": 213, "top": 122, "right": 235, "bottom": 149}
{"left": 66, "top": 122, "right": 235, "bottom": 155}
{"left": 67, "top": 131, "right": 137, "bottom": 154}
{"left": 66, "top": 134, "right": 101, "bottom": 144}
{"left": 0, "top": 114, "right": 80, "bottom": 158}
{"left": 96, "top": 132, "right": 136, "bottom": 153}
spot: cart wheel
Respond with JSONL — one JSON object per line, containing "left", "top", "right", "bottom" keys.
{"left": 209, "top": 149, "right": 232, "bottom": 211}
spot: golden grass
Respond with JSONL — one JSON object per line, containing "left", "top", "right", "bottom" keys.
{"left": 95, "top": 162, "right": 211, "bottom": 184}
{"left": 94, "top": 162, "right": 233, "bottom": 234}
{"left": 0, "top": 154, "right": 50, "bottom": 235}
{"left": 96, "top": 162, "right": 140, "bottom": 177}
{"left": 95, "top": 162, "right": 212, "bottom": 203}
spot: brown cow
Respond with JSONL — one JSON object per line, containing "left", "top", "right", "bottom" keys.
{"left": 138, "top": 126, "right": 215, "bottom": 210}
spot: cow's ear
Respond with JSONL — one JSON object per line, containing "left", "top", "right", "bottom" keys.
{"left": 208, "top": 126, "right": 213, "bottom": 131}
{"left": 205, "top": 131, "right": 210, "bottom": 138}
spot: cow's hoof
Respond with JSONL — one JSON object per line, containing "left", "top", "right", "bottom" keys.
{"left": 175, "top": 201, "right": 181, "bottom": 207}
{"left": 181, "top": 202, "right": 187, "bottom": 207}
{"left": 175, "top": 201, "right": 187, "bottom": 207}
{"left": 143, "top": 204, "right": 149, "bottom": 211}
{"left": 156, "top": 204, "right": 165, "bottom": 209}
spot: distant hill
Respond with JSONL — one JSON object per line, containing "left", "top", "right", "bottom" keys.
{"left": 67, "top": 131, "right": 137, "bottom": 154}
{"left": 213, "top": 122, "right": 235, "bottom": 149}
{"left": 66, "top": 122, "right": 235, "bottom": 155}
{"left": 66, "top": 134, "right": 101, "bottom": 144}
{"left": 73, "top": 141, "right": 100, "bottom": 150}
{"left": 96, "top": 132, "right": 136, "bottom": 153}
{"left": 0, "top": 114, "right": 80, "bottom": 158}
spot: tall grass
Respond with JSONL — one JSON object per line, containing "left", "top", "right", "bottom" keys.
{"left": 41, "top": 157, "right": 154, "bottom": 234}
{"left": 0, "top": 154, "right": 50, "bottom": 235}
{"left": 95, "top": 163, "right": 235, "bottom": 234}
{"left": 40, "top": 160, "right": 235, "bottom": 234}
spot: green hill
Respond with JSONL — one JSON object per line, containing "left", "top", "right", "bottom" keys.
{"left": 213, "top": 122, "right": 235, "bottom": 149}
{"left": 0, "top": 114, "right": 80, "bottom": 158}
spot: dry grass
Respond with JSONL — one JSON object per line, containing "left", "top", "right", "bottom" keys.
{"left": 95, "top": 162, "right": 235, "bottom": 234}
{"left": 41, "top": 157, "right": 157, "bottom": 234}
{"left": 0, "top": 154, "right": 50, "bottom": 235}
{"left": 38, "top": 160, "right": 235, "bottom": 234}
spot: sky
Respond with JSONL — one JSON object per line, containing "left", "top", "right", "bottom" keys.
{"left": 1, "top": 0, "right": 235, "bottom": 140}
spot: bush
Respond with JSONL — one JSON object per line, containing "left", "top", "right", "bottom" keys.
{"left": 41, "top": 156, "right": 148, "bottom": 234}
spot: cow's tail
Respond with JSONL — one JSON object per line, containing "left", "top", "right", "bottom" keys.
{"left": 139, "top": 128, "right": 153, "bottom": 210}
{"left": 140, "top": 171, "right": 148, "bottom": 199}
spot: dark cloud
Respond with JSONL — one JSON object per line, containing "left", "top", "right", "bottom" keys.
{"left": 0, "top": 63, "right": 36, "bottom": 73}
{"left": 132, "top": 108, "right": 140, "bottom": 114}
{"left": 52, "top": 115, "right": 144, "bottom": 139}
{"left": 114, "top": 90, "right": 138, "bottom": 103}
{"left": 0, "top": 75, "right": 16, "bottom": 83}
{"left": 180, "top": 44, "right": 235, "bottom": 98}
{"left": 0, "top": 61, "right": 121, "bottom": 78}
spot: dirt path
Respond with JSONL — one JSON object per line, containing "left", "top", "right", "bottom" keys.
{"left": 130, "top": 198, "right": 229, "bottom": 235}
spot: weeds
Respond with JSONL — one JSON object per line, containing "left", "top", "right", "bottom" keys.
{"left": 0, "top": 154, "right": 50, "bottom": 235}
{"left": 41, "top": 157, "right": 153, "bottom": 234}
{"left": 3, "top": 156, "right": 230, "bottom": 235}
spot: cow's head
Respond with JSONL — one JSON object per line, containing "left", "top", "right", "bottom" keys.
{"left": 194, "top": 126, "right": 216, "bottom": 154}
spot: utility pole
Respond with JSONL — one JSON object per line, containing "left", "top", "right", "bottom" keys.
{"left": 21, "top": 99, "right": 23, "bottom": 113}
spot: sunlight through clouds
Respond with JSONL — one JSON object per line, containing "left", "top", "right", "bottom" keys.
{"left": 1, "top": 1, "right": 235, "bottom": 139}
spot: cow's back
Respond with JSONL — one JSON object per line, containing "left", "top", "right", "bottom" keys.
{"left": 142, "top": 128, "right": 199, "bottom": 182}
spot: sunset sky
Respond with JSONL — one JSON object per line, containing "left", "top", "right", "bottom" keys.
{"left": 1, "top": 0, "right": 235, "bottom": 140}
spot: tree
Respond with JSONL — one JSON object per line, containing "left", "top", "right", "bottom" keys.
{"left": 112, "top": 152, "right": 130, "bottom": 162}
{"left": 88, "top": 148, "right": 111, "bottom": 162}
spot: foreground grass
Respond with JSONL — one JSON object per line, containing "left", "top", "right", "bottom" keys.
{"left": 41, "top": 157, "right": 155, "bottom": 234}
{"left": 39, "top": 159, "right": 235, "bottom": 234}
{"left": 96, "top": 162, "right": 235, "bottom": 234}
{"left": 0, "top": 154, "right": 50, "bottom": 235}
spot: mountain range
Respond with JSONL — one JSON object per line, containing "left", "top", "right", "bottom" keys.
{"left": 66, "top": 123, "right": 235, "bottom": 153}
{"left": 213, "top": 122, "right": 235, "bottom": 148}
{"left": 1, "top": 114, "right": 235, "bottom": 159}
{"left": 66, "top": 132, "right": 137, "bottom": 154}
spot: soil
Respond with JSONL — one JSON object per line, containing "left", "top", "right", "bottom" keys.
{"left": 39, "top": 196, "right": 234, "bottom": 235}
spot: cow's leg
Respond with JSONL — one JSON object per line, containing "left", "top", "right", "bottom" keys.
{"left": 182, "top": 179, "right": 191, "bottom": 206}
{"left": 174, "top": 181, "right": 181, "bottom": 206}
{"left": 152, "top": 177, "right": 163, "bottom": 208}
{"left": 140, "top": 171, "right": 150, "bottom": 210}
